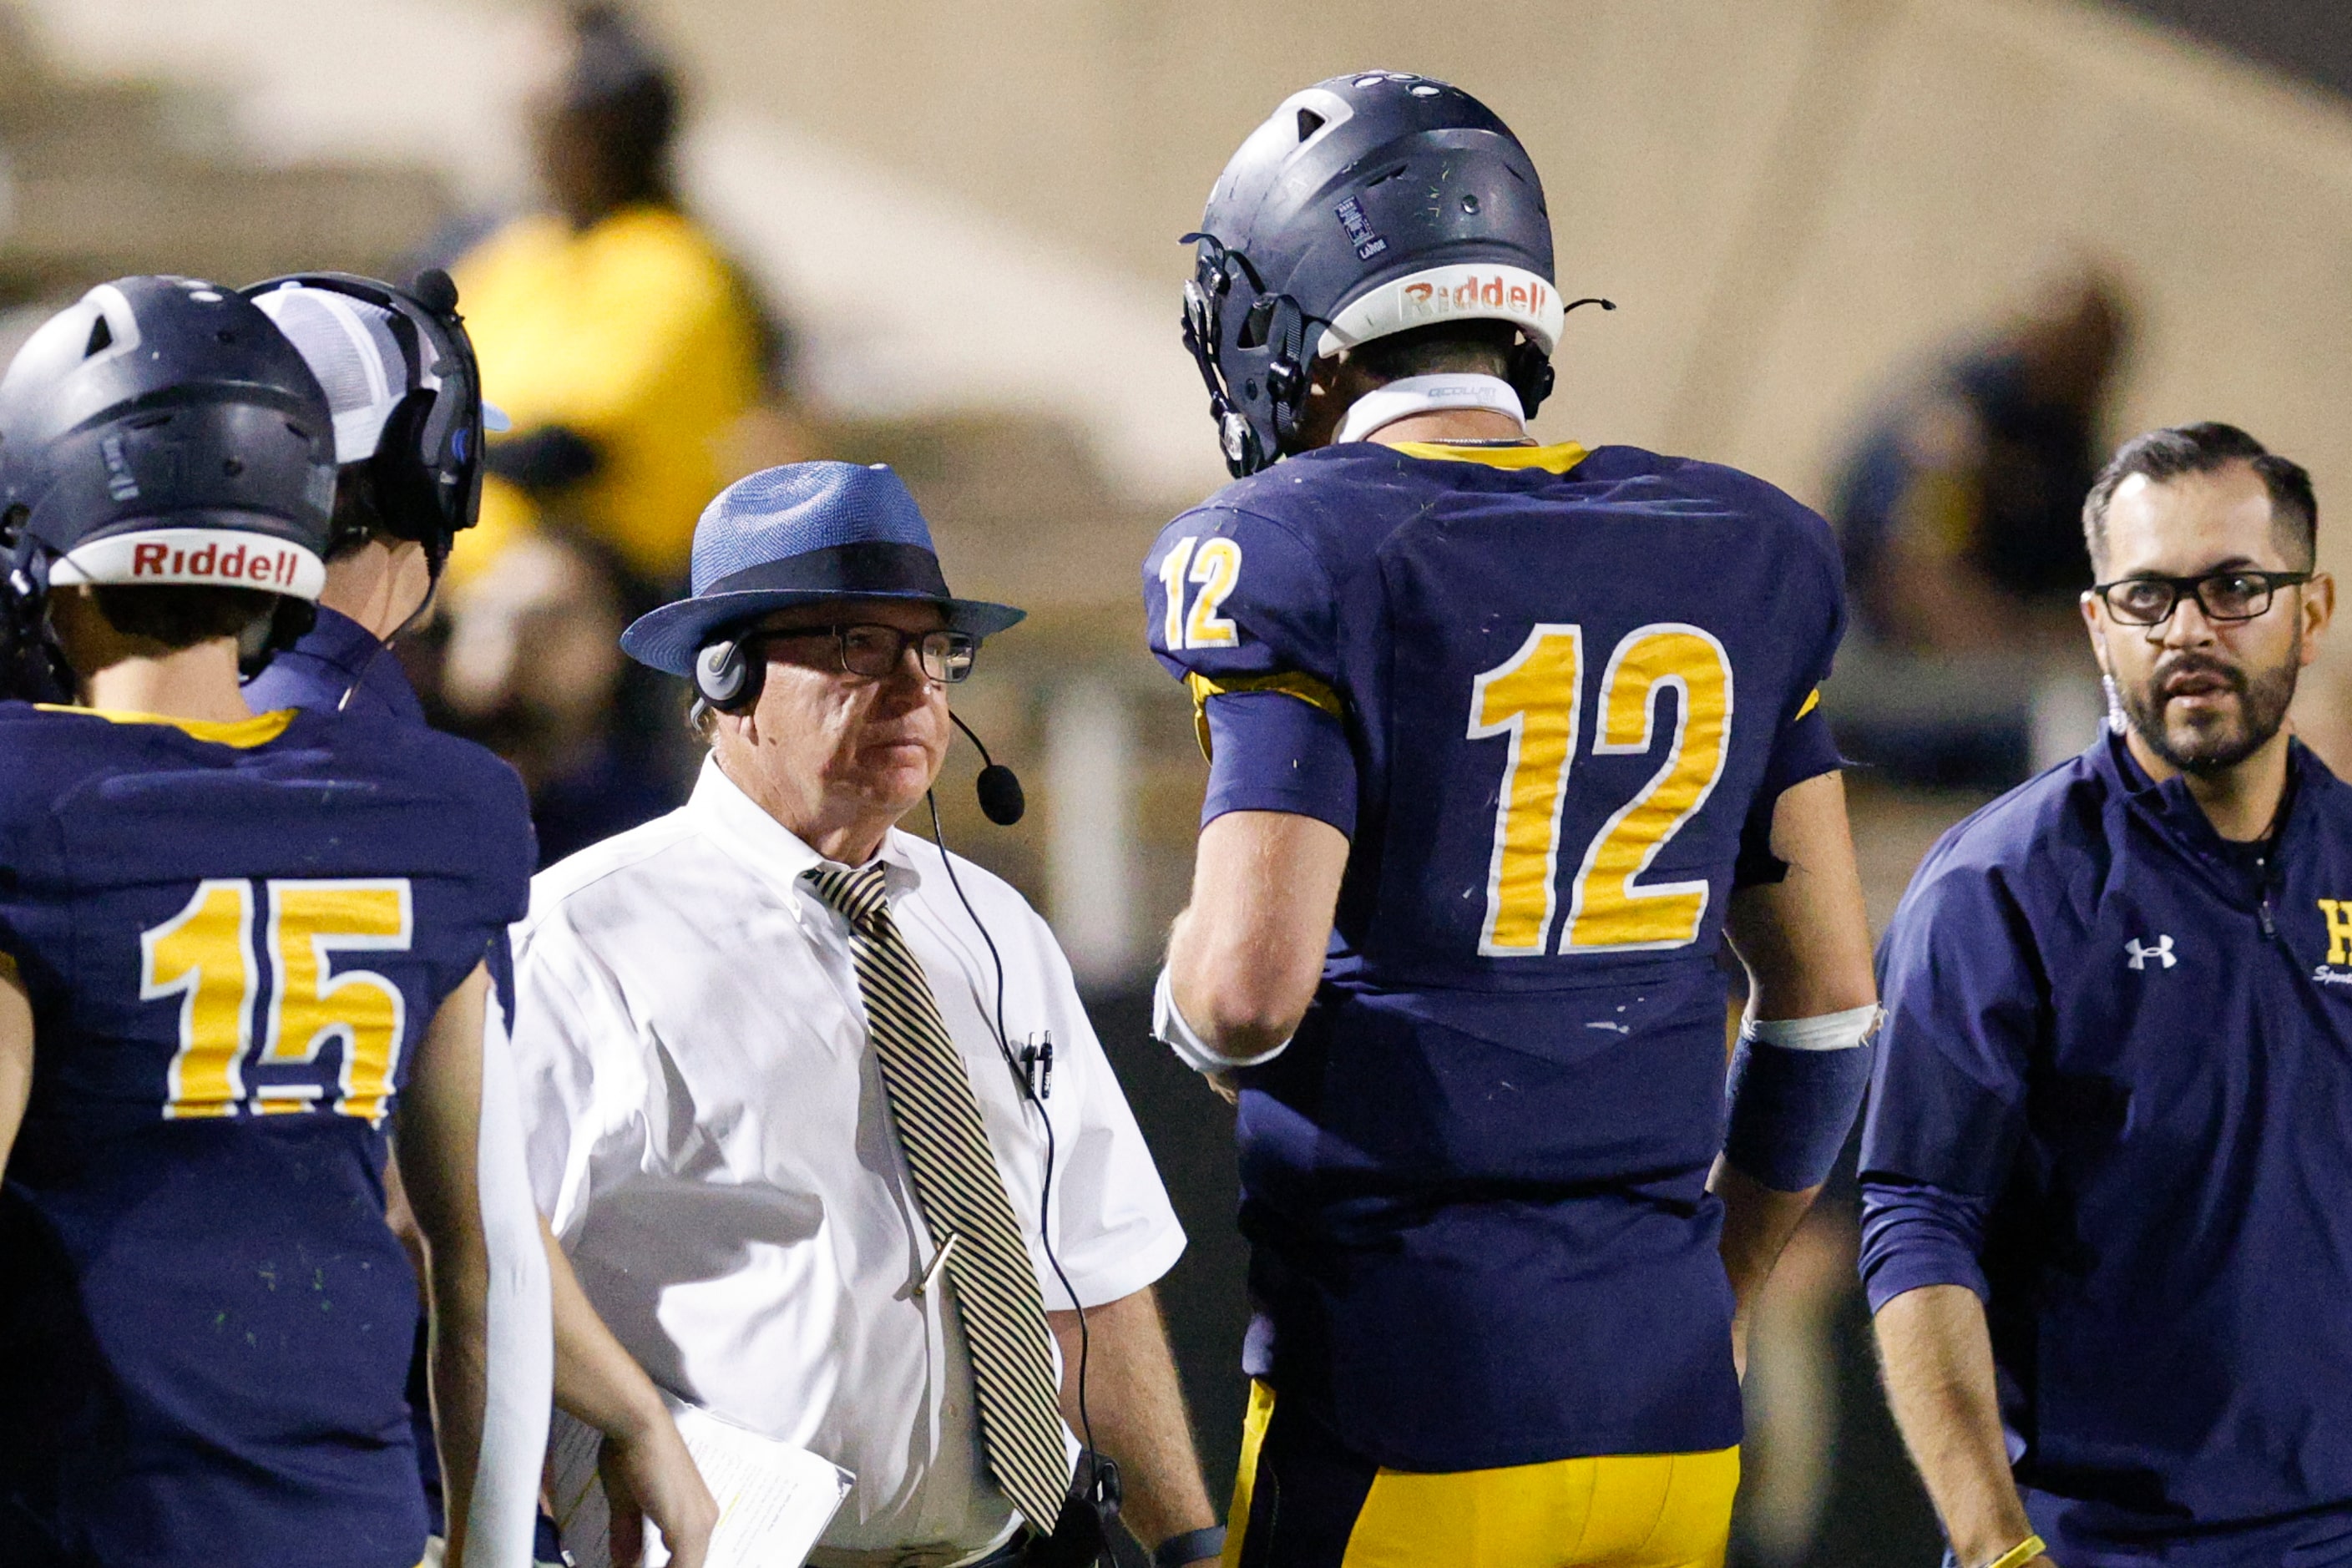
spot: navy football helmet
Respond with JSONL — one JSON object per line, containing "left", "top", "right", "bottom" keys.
{"left": 1183, "top": 72, "right": 1575, "bottom": 477}
{"left": 0, "top": 276, "right": 337, "bottom": 695}
{"left": 244, "top": 268, "right": 493, "bottom": 576}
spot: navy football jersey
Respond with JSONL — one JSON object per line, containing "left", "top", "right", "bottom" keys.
{"left": 0, "top": 703, "right": 532, "bottom": 1568}
{"left": 1145, "top": 439, "right": 1846, "bottom": 1469}
{"left": 245, "top": 610, "right": 544, "bottom": 1550}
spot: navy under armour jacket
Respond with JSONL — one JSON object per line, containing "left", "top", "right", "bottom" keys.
{"left": 1860, "top": 727, "right": 2352, "bottom": 1561}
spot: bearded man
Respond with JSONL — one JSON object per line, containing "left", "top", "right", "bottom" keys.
{"left": 1859, "top": 422, "right": 2352, "bottom": 1568}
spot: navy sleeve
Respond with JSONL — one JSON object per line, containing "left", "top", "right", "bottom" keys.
{"left": 1857, "top": 848, "right": 2045, "bottom": 1297}
{"left": 478, "top": 758, "right": 537, "bottom": 929}
{"left": 1733, "top": 491, "right": 1849, "bottom": 888}
{"left": 1723, "top": 1034, "right": 1877, "bottom": 1191}
{"left": 0, "top": 747, "right": 64, "bottom": 999}
{"left": 0, "top": 797, "right": 28, "bottom": 974}
{"left": 1201, "top": 690, "right": 1357, "bottom": 835}
{"left": 1146, "top": 504, "right": 1343, "bottom": 685}
{"left": 1734, "top": 701, "right": 1845, "bottom": 888}
{"left": 1859, "top": 1176, "right": 1994, "bottom": 1309}
{"left": 417, "top": 736, "right": 535, "bottom": 1010}
{"left": 484, "top": 927, "right": 519, "bottom": 1035}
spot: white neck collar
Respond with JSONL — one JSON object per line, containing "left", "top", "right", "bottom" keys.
{"left": 1334, "top": 372, "right": 1527, "bottom": 446}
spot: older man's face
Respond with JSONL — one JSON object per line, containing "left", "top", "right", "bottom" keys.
{"left": 727, "top": 598, "right": 953, "bottom": 828}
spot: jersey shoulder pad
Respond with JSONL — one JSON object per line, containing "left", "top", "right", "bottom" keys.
{"left": 1612, "top": 447, "right": 1836, "bottom": 549}
{"left": 1145, "top": 498, "right": 1344, "bottom": 689}
{"left": 346, "top": 721, "right": 538, "bottom": 919}
{"left": 0, "top": 704, "right": 167, "bottom": 818}
{"left": 0, "top": 705, "right": 74, "bottom": 883}
{"left": 1596, "top": 448, "right": 1845, "bottom": 610}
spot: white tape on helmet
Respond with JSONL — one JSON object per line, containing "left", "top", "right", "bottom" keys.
{"left": 48, "top": 527, "right": 328, "bottom": 600}
{"left": 1316, "top": 263, "right": 1565, "bottom": 359}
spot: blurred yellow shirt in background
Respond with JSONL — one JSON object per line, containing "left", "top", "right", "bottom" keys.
{"left": 453, "top": 203, "right": 761, "bottom": 586}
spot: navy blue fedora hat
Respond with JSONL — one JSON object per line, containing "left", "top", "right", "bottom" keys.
{"left": 620, "top": 461, "right": 1024, "bottom": 676}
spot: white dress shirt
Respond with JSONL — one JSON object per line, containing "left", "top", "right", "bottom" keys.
{"left": 508, "top": 760, "right": 1186, "bottom": 1565}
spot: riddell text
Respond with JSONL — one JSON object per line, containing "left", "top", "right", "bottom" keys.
{"left": 130, "top": 541, "right": 302, "bottom": 587}
{"left": 1404, "top": 274, "right": 1553, "bottom": 321}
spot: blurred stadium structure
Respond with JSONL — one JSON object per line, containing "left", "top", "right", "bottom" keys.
{"left": 8, "top": 1, "right": 2352, "bottom": 1561}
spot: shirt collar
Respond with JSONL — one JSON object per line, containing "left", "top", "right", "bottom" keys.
{"left": 686, "top": 756, "right": 927, "bottom": 901}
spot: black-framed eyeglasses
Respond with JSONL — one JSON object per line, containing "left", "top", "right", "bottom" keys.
{"left": 756, "top": 623, "right": 978, "bottom": 683}
{"left": 2090, "top": 569, "right": 2313, "bottom": 627}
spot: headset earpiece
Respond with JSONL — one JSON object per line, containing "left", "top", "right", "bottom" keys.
{"left": 367, "top": 387, "right": 438, "bottom": 544}
{"left": 693, "top": 637, "right": 762, "bottom": 713}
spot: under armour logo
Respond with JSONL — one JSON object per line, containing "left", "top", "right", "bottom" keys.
{"left": 2126, "top": 935, "right": 2177, "bottom": 971}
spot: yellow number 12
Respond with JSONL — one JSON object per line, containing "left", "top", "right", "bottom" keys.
{"left": 1470, "top": 623, "right": 1732, "bottom": 956}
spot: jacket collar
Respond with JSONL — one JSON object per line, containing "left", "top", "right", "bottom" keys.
{"left": 297, "top": 605, "right": 425, "bottom": 724}
{"left": 2095, "top": 724, "right": 2332, "bottom": 893}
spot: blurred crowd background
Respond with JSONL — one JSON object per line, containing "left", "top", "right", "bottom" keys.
{"left": 8, "top": 2, "right": 2352, "bottom": 1561}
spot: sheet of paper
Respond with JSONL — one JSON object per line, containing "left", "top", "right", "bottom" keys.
{"left": 547, "top": 1394, "right": 853, "bottom": 1568}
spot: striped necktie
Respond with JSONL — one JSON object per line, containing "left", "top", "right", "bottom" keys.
{"left": 803, "top": 862, "right": 1073, "bottom": 1533}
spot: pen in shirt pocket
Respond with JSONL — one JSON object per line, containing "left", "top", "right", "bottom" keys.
{"left": 1016, "top": 1034, "right": 1054, "bottom": 1101}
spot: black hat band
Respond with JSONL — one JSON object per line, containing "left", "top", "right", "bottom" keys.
{"left": 702, "top": 540, "right": 953, "bottom": 603}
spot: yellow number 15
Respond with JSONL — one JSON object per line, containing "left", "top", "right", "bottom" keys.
{"left": 142, "top": 878, "right": 413, "bottom": 1122}
{"left": 1469, "top": 622, "right": 1732, "bottom": 956}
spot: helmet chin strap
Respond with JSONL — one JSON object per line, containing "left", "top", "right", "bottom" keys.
{"left": 1333, "top": 372, "right": 1527, "bottom": 446}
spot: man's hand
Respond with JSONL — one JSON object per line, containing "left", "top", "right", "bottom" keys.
{"left": 598, "top": 1417, "right": 718, "bottom": 1568}
{"left": 1711, "top": 1160, "right": 1823, "bottom": 1379}
{"left": 1044, "top": 1288, "right": 1216, "bottom": 1554}
{"left": 546, "top": 1221, "right": 716, "bottom": 1567}
{"left": 1875, "top": 1284, "right": 2048, "bottom": 1568}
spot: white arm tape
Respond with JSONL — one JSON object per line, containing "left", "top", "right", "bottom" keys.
{"left": 1742, "top": 1002, "right": 1884, "bottom": 1052}
{"left": 466, "top": 984, "right": 554, "bottom": 1568}
{"left": 1153, "top": 965, "right": 1291, "bottom": 1074}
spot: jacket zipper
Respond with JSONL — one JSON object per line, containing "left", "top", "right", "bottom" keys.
{"left": 2258, "top": 844, "right": 2284, "bottom": 943}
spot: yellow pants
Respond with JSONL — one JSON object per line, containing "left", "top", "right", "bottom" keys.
{"left": 1224, "top": 1382, "right": 1738, "bottom": 1568}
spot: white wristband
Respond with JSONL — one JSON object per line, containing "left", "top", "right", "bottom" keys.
{"left": 1153, "top": 965, "right": 1291, "bottom": 1073}
{"left": 1742, "top": 1002, "right": 1883, "bottom": 1052}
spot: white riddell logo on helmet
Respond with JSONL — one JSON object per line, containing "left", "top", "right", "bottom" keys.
{"left": 1401, "top": 273, "right": 1553, "bottom": 323}
{"left": 2125, "top": 935, "right": 2177, "bottom": 970}
{"left": 129, "top": 539, "right": 305, "bottom": 588}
